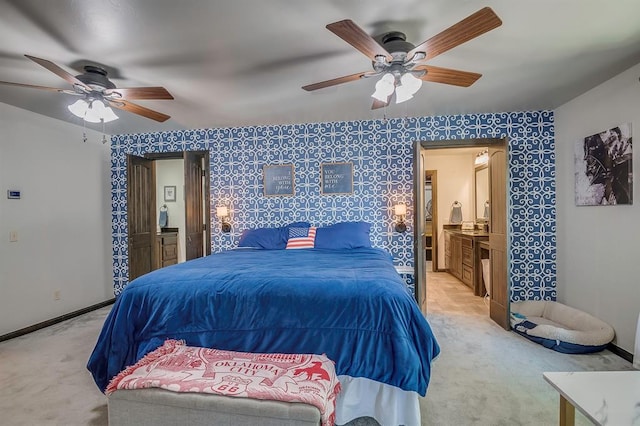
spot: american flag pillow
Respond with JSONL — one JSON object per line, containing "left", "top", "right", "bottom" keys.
{"left": 285, "top": 226, "right": 317, "bottom": 249}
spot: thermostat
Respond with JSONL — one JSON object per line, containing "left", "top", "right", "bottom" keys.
{"left": 7, "top": 190, "right": 20, "bottom": 199}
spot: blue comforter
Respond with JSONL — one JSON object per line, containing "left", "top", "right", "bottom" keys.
{"left": 87, "top": 248, "right": 440, "bottom": 395}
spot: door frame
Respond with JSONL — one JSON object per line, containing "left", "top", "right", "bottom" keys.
{"left": 425, "top": 170, "right": 438, "bottom": 271}
{"left": 413, "top": 144, "right": 426, "bottom": 312}
{"left": 413, "top": 138, "right": 508, "bottom": 325}
{"left": 127, "top": 150, "right": 211, "bottom": 280}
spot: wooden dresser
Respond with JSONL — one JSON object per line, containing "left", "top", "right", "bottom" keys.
{"left": 444, "top": 228, "right": 489, "bottom": 296}
{"left": 156, "top": 231, "right": 178, "bottom": 269}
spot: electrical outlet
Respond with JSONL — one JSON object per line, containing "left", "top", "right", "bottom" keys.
{"left": 9, "top": 231, "right": 18, "bottom": 242}
{"left": 54, "top": 290, "right": 61, "bottom": 300}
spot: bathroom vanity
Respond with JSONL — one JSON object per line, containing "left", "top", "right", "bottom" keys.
{"left": 444, "top": 226, "right": 489, "bottom": 296}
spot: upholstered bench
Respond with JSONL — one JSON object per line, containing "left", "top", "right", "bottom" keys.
{"left": 108, "top": 388, "right": 322, "bottom": 426}
{"left": 106, "top": 340, "right": 340, "bottom": 426}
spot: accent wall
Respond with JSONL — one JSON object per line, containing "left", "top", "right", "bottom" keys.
{"left": 111, "top": 111, "right": 556, "bottom": 300}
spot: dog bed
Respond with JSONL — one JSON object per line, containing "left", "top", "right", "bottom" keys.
{"left": 510, "top": 301, "right": 614, "bottom": 354}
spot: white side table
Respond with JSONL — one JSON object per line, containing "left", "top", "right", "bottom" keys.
{"left": 543, "top": 371, "right": 640, "bottom": 425}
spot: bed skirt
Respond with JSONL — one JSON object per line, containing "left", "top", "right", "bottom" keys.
{"left": 335, "top": 376, "right": 420, "bottom": 426}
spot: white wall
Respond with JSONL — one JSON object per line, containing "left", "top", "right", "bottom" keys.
{"left": 425, "top": 149, "right": 475, "bottom": 268}
{"left": 0, "top": 103, "right": 113, "bottom": 336}
{"left": 555, "top": 62, "right": 640, "bottom": 353}
{"left": 155, "top": 159, "right": 186, "bottom": 262}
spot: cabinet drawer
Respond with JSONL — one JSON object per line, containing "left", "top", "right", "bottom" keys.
{"left": 462, "top": 264, "right": 473, "bottom": 287}
{"left": 462, "top": 247, "right": 473, "bottom": 266}
{"left": 461, "top": 237, "right": 473, "bottom": 249}
{"left": 162, "top": 243, "right": 177, "bottom": 260}
{"left": 162, "top": 235, "right": 177, "bottom": 245}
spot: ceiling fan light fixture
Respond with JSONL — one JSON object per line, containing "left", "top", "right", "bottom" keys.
{"left": 371, "top": 73, "right": 395, "bottom": 102}
{"left": 101, "top": 105, "right": 119, "bottom": 123}
{"left": 395, "top": 72, "right": 423, "bottom": 104}
{"left": 394, "top": 85, "right": 413, "bottom": 104}
{"left": 84, "top": 100, "right": 105, "bottom": 123}
{"left": 89, "top": 99, "right": 118, "bottom": 123}
{"left": 68, "top": 99, "right": 89, "bottom": 118}
{"left": 69, "top": 98, "right": 118, "bottom": 123}
{"left": 400, "top": 73, "right": 423, "bottom": 95}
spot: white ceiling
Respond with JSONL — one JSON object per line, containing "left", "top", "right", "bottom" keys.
{"left": 1, "top": 0, "right": 640, "bottom": 136}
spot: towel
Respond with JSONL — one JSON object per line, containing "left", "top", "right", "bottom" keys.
{"left": 159, "top": 209, "right": 168, "bottom": 228}
{"left": 449, "top": 201, "right": 463, "bottom": 224}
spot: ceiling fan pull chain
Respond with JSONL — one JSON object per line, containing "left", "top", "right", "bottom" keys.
{"left": 102, "top": 119, "right": 108, "bottom": 144}
{"left": 82, "top": 119, "right": 87, "bottom": 143}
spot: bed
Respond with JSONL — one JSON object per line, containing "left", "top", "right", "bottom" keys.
{"left": 88, "top": 222, "right": 440, "bottom": 425}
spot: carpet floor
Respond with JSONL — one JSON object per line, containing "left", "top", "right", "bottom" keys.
{"left": 0, "top": 270, "right": 633, "bottom": 425}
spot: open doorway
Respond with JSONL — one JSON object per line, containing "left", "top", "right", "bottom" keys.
{"left": 127, "top": 151, "right": 211, "bottom": 282}
{"left": 414, "top": 139, "right": 509, "bottom": 329}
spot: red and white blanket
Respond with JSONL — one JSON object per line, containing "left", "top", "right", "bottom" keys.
{"left": 106, "top": 340, "right": 341, "bottom": 426}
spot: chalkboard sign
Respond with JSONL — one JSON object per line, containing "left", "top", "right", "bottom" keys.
{"left": 321, "top": 162, "right": 353, "bottom": 195}
{"left": 263, "top": 164, "right": 295, "bottom": 196}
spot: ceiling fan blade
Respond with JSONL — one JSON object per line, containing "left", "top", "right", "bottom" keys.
{"left": 407, "top": 7, "right": 502, "bottom": 62}
{"left": 302, "top": 71, "right": 369, "bottom": 91}
{"left": 371, "top": 91, "right": 395, "bottom": 110}
{"left": 326, "top": 20, "right": 392, "bottom": 61}
{"left": 108, "top": 99, "right": 170, "bottom": 122}
{"left": 415, "top": 65, "right": 482, "bottom": 87}
{"left": 24, "top": 54, "right": 90, "bottom": 89}
{"left": 371, "top": 98, "right": 388, "bottom": 110}
{"left": 104, "top": 87, "right": 174, "bottom": 100}
{"left": 0, "top": 80, "right": 70, "bottom": 93}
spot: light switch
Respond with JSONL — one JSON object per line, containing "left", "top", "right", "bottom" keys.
{"left": 9, "top": 231, "right": 18, "bottom": 242}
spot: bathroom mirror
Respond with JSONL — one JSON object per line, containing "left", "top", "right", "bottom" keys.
{"left": 475, "top": 166, "right": 489, "bottom": 222}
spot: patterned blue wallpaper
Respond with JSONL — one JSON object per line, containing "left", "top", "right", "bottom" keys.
{"left": 111, "top": 111, "right": 556, "bottom": 301}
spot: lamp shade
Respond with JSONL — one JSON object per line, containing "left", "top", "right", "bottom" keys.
{"left": 84, "top": 100, "right": 105, "bottom": 123}
{"left": 394, "top": 85, "right": 413, "bottom": 104}
{"left": 101, "top": 105, "right": 119, "bottom": 123}
{"left": 68, "top": 99, "right": 89, "bottom": 118}
{"left": 371, "top": 73, "right": 395, "bottom": 102}
{"left": 401, "top": 73, "right": 423, "bottom": 95}
{"left": 396, "top": 73, "right": 423, "bottom": 104}
{"left": 394, "top": 203, "right": 407, "bottom": 216}
{"left": 216, "top": 206, "right": 229, "bottom": 217}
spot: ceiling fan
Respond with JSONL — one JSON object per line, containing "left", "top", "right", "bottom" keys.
{"left": 0, "top": 55, "right": 173, "bottom": 122}
{"left": 302, "top": 7, "right": 502, "bottom": 109}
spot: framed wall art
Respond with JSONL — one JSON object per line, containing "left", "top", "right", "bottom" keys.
{"left": 321, "top": 162, "right": 353, "bottom": 195}
{"left": 575, "top": 123, "right": 632, "bottom": 206}
{"left": 163, "top": 185, "right": 176, "bottom": 202}
{"left": 263, "top": 164, "right": 295, "bottom": 196}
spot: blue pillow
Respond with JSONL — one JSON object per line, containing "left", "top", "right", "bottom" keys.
{"left": 238, "top": 222, "right": 311, "bottom": 249}
{"left": 238, "top": 227, "right": 286, "bottom": 249}
{"left": 314, "top": 221, "right": 372, "bottom": 249}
